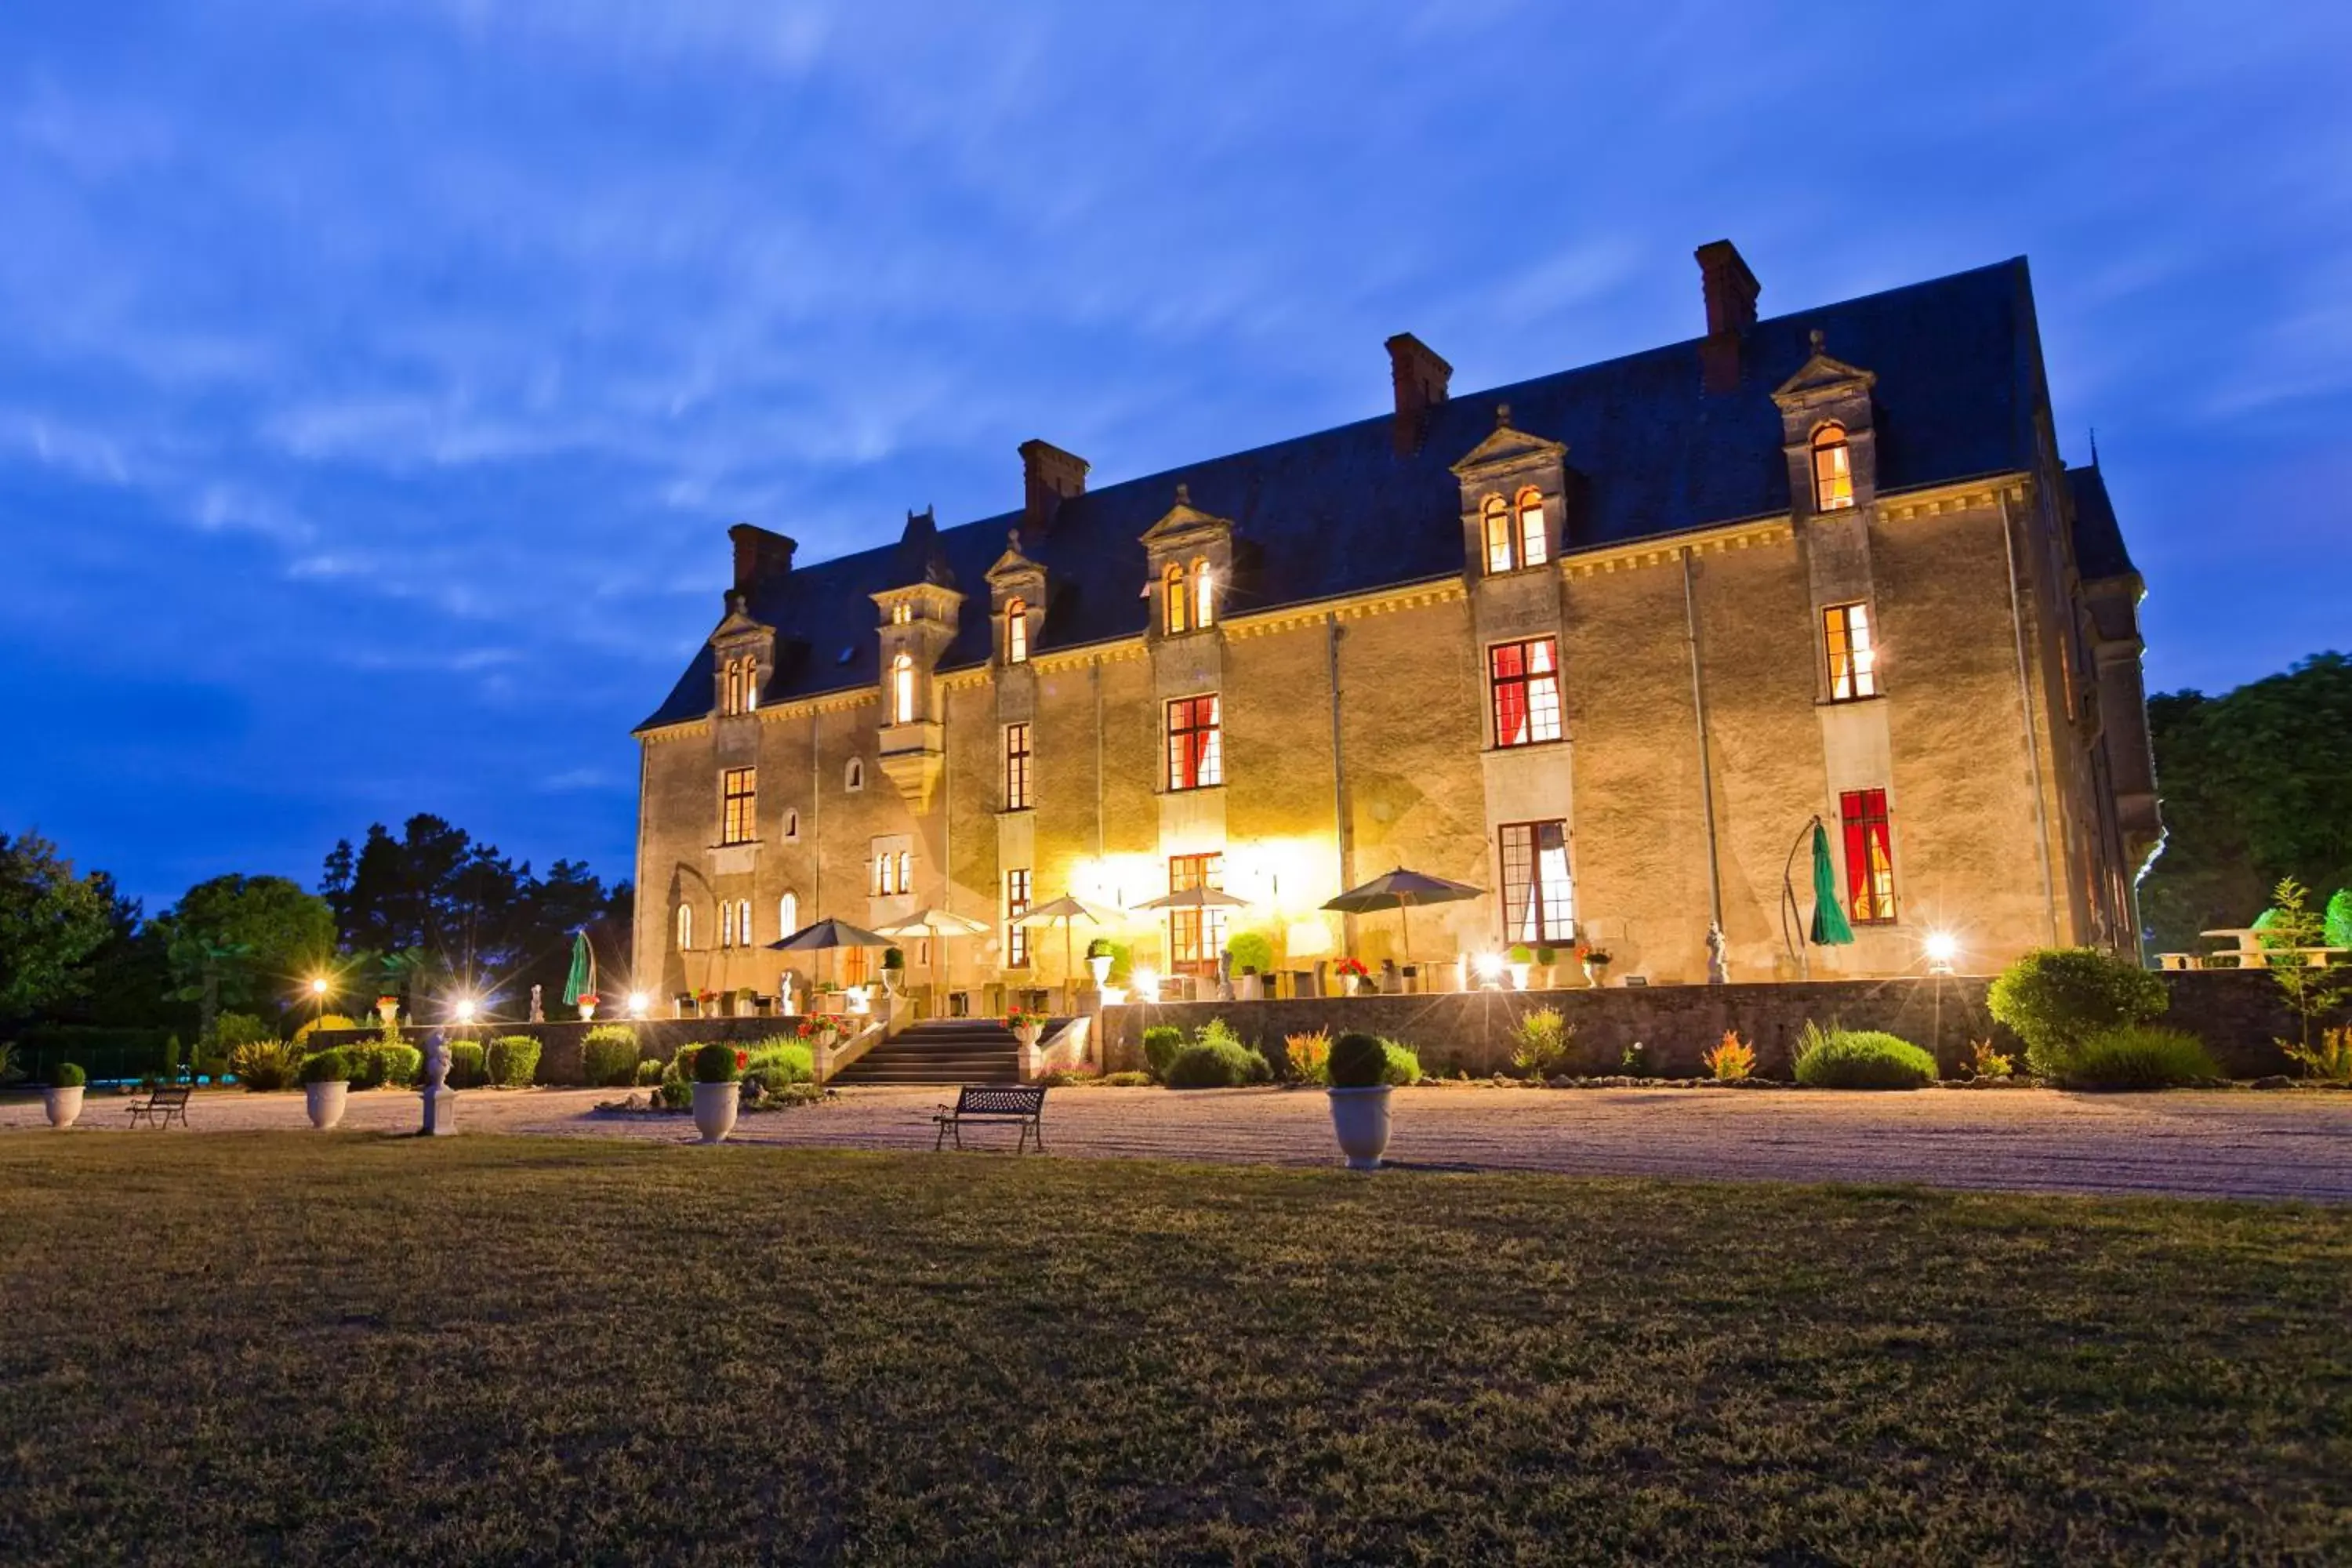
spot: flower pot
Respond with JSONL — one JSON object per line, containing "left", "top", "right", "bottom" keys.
{"left": 1012, "top": 1024, "right": 1044, "bottom": 1048}
{"left": 1581, "top": 960, "right": 1599, "bottom": 986}
{"left": 691, "top": 1081, "right": 740, "bottom": 1144}
{"left": 305, "top": 1080, "right": 349, "bottom": 1131}
{"left": 1507, "top": 962, "right": 1532, "bottom": 991}
{"left": 1087, "top": 955, "right": 1112, "bottom": 988}
{"left": 376, "top": 1000, "right": 399, "bottom": 1025}
{"left": 1327, "top": 1084, "right": 1393, "bottom": 1171}
{"left": 578, "top": 1002, "right": 597, "bottom": 1022}
{"left": 43, "top": 1085, "right": 84, "bottom": 1130}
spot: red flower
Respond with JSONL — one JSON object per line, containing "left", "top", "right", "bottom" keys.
{"left": 735, "top": 1049, "right": 749, "bottom": 1070}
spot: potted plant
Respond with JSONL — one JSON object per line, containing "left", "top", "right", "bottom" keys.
{"left": 691, "top": 1042, "right": 746, "bottom": 1144}
{"left": 1325, "top": 1033, "right": 1392, "bottom": 1171}
{"left": 695, "top": 988, "right": 718, "bottom": 1018}
{"left": 376, "top": 994, "right": 400, "bottom": 1025}
{"left": 576, "top": 990, "right": 599, "bottom": 1022}
{"left": 1533, "top": 946, "right": 1559, "bottom": 988}
{"left": 43, "top": 1062, "right": 87, "bottom": 1129}
{"left": 880, "top": 948, "right": 906, "bottom": 994}
{"left": 1579, "top": 943, "right": 1613, "bottom": 986}
{"left": 1506, "top": 944, "right": 1534, "bottom": 991}
{"left": 1086, "top": 938, "right": 1115, "bottom": 990}
{"left": 1334, "top": 956, "right": 1370, "bottom": 997}
{"left": 301, "top": 1047, "right": 350, "bottom": 1131}
{"left": 1006, "top": 1007, "right": 1048, "bottom": 1048}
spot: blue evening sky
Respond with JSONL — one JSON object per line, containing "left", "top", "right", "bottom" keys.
{"left": 4, "top": 2, "right": 2347, "bottom": 911}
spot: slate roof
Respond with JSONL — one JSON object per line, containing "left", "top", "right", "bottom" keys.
{"left": 641, "top": 256, "right": 2046, "bottom": 731}
{"left": 2064, "top": 463, "right": 2135, "bottom": 581}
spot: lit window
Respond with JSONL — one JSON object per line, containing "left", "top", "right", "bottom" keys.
{"left": 896, "top": 850, "right": 911, "bottom": 895}
{"left": 1006, "top": 869, "right": 1033, "bottom": 967}
{"left": 676, "top": 903, "right": 693, "bottom": 951}
{"left": 1483, "top": 495, "right": 1514, "bottom": 575}
{"left": 722, "top": 659, "right": 742, "bottom": 717}
{"left": 1004, "top": 722, "right": 1033, "bottom": 811}
{"left": 870, "top": 851, "right": 885, "bottom": 897}
{"left": 742, "top": 662, "right": 757, "bottom": 711}
{"left": 891, "top": 601, "right": 913, "bottom": 625}
{"left": 1515, "top": 488, "right": 1548, "bottom": 568}
{"left": 1005, "top": 597, "right": 1029, "bottom": 663}
{"left": 1167, "top": 852, "right": 1227, "bottom": 979}
{"left": 720, "top": 901, "right": 735, "bottom": 948}
{"left": 1166, "top": 695, "right": 1222, "bottom": 790}
{"left": 1191, "top": 558, "right": 1215, "bottom": 628}
{"left": 720, "top": 768, "right": 757, "bottom": 845}
{"left": 739, "top": 899, "right": 752, "bottom": 946}
{"left": 1841, "top": 788, "right": 1897, "bottom": 924}
{"left": 890, "top": 652, "right": 915, "bottom": 724}
{"left": 778, "top": 892, "right": 798, "bottom": 938}
{"left": 1499, "top": 820, "right": 1574, "bottom": 944}
{"left": 1824, "top": 601, "right": 1878, "bottom": 701}
{"left": 1489, "top": 639, "right": 1563, "bottom": 747}
{"left": 1813, "top": 423, "right": 1854, "bottom": 512}
{"left": 1163, "top": 563, "right": 1190, "bottom": 635}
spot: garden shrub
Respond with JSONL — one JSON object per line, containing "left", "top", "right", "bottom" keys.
{"left": 1164, "top": 1036, "right": 1265, "bottom": 1088}
{"left": 230, "top": 1038, "right": 303, "bottom": 1091}
{"left": 2047, "top": 1025, "right": 2219, "bottom": 1090}
{"left": 1700, "top": 1030, "right": 1755, "bottom": 1082}
{"left": 742, "top": 1038, "right": 815, "bottom": 1083}
{"left": 754, "top": 1080, "right": 824, "bottom": 1107}
{"left": 1284, "top": 1029, "right": 1331, "bottom": 1084}
{"left": 1142, "top": 1025, "right": 1186, "bottom": 1082}
{"left": 299, "top": 1049, "right": 348, "bottom": 1084}
{"left": 446, "top": 1040, "right": 488, "bottom": 1088}
{"left": 48, "top": 1061, "right": 87, "bottom": 1089}
{"left": 1374, "top": 1039, "right": 1423, "bottom": 1086}
{"left": 294, "top": 1014, "right": 359, "bottom": 1046}
{"left": 655, "top": 1078, "right": 691, "bottom": 1109}
{"left": 1509, "top": 1008, "right": 1572, "bottom": 1079}
{"left": 1100, "top": 1070, "right": 1154, "bottom": 1087}
{"left": 208, "top": 1012, "right": 277, "bottom": 1053}
{"left": 1966, "top": 1040, "right": 2015, "bottom": 1080}
{"left": 581, "top": 1027, "right": 642, "bottom": 1087}
{"left": 2284, "top": 1026, "right": 2352, "bottom": 1083}
{"left": 1793, "top": 1029, "right": 1936, "bottom": 1089}
{"left": 379, "top": 1044, "right": 422, "bottom": 1087}
{"left": 692, "top": 1042, "right": 744, "bottom": 1083}
{"left": 1327, "top": 1033, "right": 1388, "bottom": 1089}
{"left": 1989, "top": 947, "right": 2167, "bottom": 1076}
{"left": 1225, "top": 931, "right": 1276, "bottom": 978}
{"left": 485, "top": 1036, "right": 541, "bottom": 1088}
{"left": 634, "top": 1058, "right": 664, "bottom": 1087}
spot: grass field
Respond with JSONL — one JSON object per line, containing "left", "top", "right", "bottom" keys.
{"left": 2, "top": 1135, "right": 2347, "bottom": 1564}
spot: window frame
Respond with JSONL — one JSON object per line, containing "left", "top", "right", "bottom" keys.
{"left": 1812, "top": 423, "right": 1855, "bottom": 512}
{"left": 1003, "top": 721, "right": 1033, "bottom": 811}
{"left": 1482, "top": 494, "right": 1515, "bottom": 575}
{"left": 1839, "top": 787, "right": 1897, "bottom": 925}
{"left": 1822, "top": 600, "right": 1878, "bottom": 702}
{"left": 778, "top": 891, "right": 799, "bottom": 940}
{"left": 1005, "top": 868, "right": 1033, "bottom": 967}
{"left": 1497, "top": 819, "right": 1575, "bottom": 945}
{"left": 1189, "top": 557, "right": 1215, "bottom": 629}
{"left": 720, "top": 767, "right": 757, "bottom": 845}
{"left": 1487, "top": 637, "right": 1563, "bottom": 749}
{"left": 1163, "top": 563, "right": 1190, "bottom": 635}
{"left": 676, "top": 902, "right": 693, "bottom": 952}
{"left": 1165, "top": 693, "right": 1223, "bottom": 791}
{"left": 1515, "top": 487, "right": 1549, "bottom": 568}
{"left": 889, "top": 652, "right": 916, "bottom": 725}
{"left": 1004, "top": 597, "right": 1029, "bottom": 664}
{"left": 1167, "top": 851, "right": 1227, "bottom": 979}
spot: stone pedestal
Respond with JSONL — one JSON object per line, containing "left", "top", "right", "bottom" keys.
{"left": 420, "top": 1086, "right": 459, "bottom": 1136}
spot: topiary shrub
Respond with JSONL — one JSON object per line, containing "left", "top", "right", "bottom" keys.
{"left": 1989, "top": 948, "right": 2168, "bottom": 1076}
{"left": 1163, "top": 1037, "right": 1263, "bottom": 1088}
{"left": 634, "top": 1058, "right": 664, "bottom": 1087}
{"left": 693, "top": 1041, "right": 744, "bottom": 1083}
{"left": 446, "top": 1040, "right": 488, "bottom": 1088}
{"left": 1142, "top": 1025, "right": 1186, "bottom": 1082}
{"left": 2046, "top": 1025, "right": 2219, "bottom": 1090}
{"left": 581, "top": 1027, "right": 642, "bottom": 1087}
{"left": 1328, "top": 1032, "right": 1388, "bottom": 1089}
{"left": 1225, "top": 931, "right": 1276, "bottom": 978}
{"left": 485, "top": 1036, "right": 541, "bottom": 1088}
{"left": 299, "top": 1049, "right": 348, "bottom": 1084}
{"left": 48, "top": 1061, "right": 87, "bottom": 1089}
{"left": 1793, "top": 1028, "right": 1936, "bottom": 1089}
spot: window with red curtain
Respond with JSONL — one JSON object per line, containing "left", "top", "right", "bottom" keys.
{"left": 1489, "top": 638, "right": 1563, "bottom": 747}
{"left": 1840, "top": 788, "right": 1896, "bottom": 924}
{"left": 1166, "top": 695, "right": 1222, "bottom": 789}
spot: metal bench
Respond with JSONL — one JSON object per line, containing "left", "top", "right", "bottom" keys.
{"left": 932, "top": 1086, "right": 1048, "bottom": 1153}
{"left": 125, "top": 1083, "right": 192, "bottom": 1130}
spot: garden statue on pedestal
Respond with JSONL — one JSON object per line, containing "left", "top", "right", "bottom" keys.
{"left": 529, "top": 983, "right": 544, "bottom": 1022}
{"left": 1215, "top": 948, "right": 1235, "bottom": 1002}
{"left": 1707, "top": 924, "right": 1729, "bottom": 985}
{"left": 419, "top": 1032, "right": 459, "bottom": 1136}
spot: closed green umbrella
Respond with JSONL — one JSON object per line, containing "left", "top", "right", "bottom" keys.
{"left": 1808, "top": 821, "right": 1854, "bottom": 947}
{"left": 561, "top": 931, "right": 594, "bottom": 1007}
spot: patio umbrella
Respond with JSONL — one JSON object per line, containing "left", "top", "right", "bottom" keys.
{"left": 1323, "top": 867, "right": 1484, "bottom": 964}
{"left": 560, "top": 931, "right": 594, "bottom": 1007}
{"left": 1014, "top": 895, "right": 1127, "bottom": 1005}
{"left": 1131, "top": 886, "right": 1252, "bottom": 991}
{"left": 1780, "top": 816, "right": 1853, "bottom": 978}
{"left": 767, "top": 918, "right": 895, "bottom": 995}
{"left": 871, "top": 907, "right": 991, "bottom": 997}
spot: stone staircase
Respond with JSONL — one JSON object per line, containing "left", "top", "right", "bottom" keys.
{"left": 829, "top": 1018, "right": 1066, "bottom": 1086}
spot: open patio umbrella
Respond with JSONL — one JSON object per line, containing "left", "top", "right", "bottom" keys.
{"left": 871, "top": 907, "right": 991, "bottom": 1000}
{"left": 561, "top": 931, "right": 595, "bottom": 1008}
{"left": 1780, "top": 817, "right": 1854, "bottom": 978}
{"left": 1322, "top": 867, "right": 1485, "bottom": 965}
{"left": 767, "top": 917, "right": 895, "bottom": 998}
{"left": 1131, "top": 886, "right": 1252, "bottom": 994}
{"left": 1014, "top": 895, "right": 1127, "bottom": 1008}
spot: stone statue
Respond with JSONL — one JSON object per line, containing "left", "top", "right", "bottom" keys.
{"left": 420, "top": 1031, "right": 458, "bottom": 1136}
{"left": 529, "top": 983, "right": 544, "bottom": 1023}
{"left": 1706, "top": 923, "right": 1729, "bottom": 985}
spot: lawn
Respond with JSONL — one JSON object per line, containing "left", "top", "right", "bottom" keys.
{"left": 2, "top": 1137, "right": 2347, "bottom": 1564}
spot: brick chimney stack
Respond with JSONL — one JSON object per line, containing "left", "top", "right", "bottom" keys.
{"left": 1695, "top": 239, "right": 1760, "bottom": 394}
{"left": 1385, "top": 332, "right": 1453, "bottom": 456}
{"left": 1018, "top": 439, "right": 1089, "bottom": 535}
{"left": 728, "top": 523, "right": 797, "bottom": 595}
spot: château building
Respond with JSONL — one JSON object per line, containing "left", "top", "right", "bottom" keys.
{"left": 631, "top": 241, "right": 2159, "bottom": 1006}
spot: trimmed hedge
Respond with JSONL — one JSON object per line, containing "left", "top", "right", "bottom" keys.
{"left": 1142, "top": 1025, "right": 1186, "bottom": 1083}
{"left": 1990, "top": 948, "right": 2168, "bottom": 1076}
{"left": 299, "top": 1049, "right": 347, "bottom": 1085}
{"left": 1794, "top": 1029, "right": 1936, "bottom": 1090}
{"left": 446, "top": 1041, "right": 488, "bottom": 1089}
{"left": 485, "top": 1036, "right": 542, "bottom": 1088}
{"left": 1164, "top": 1037, "right": 1267, "bottom": 1089}
{"left": 2047, "top": 1025, "right": 2219, "bottom": 1091}
{"left": 347, "top": 1044, "right": 422, "bottom": 1090}
{"left": 48, "top": 1061, "right": 87, "bottom": 1089}
{"left": 692, "top": 1042, "right": 743, "bottom": 1083}
{"left": 581, "top": 1027, "right": 642, "bottom": 1088}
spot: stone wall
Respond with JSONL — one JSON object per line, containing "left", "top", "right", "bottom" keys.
{"left": 1096, "top": 969, "right": 2303, "bottom": 1080}
{"left": 306, "top": 1018, "right": 797, "bottom": 1087}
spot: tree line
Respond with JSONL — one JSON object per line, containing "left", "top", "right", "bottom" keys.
{"left": 0, "top": 815, "right": 631, "bottom": 1047}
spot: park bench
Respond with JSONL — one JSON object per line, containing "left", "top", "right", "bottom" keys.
{"left": 932, "top": 1086, "right": 1047, "bottom": 1154}
{"left": 125, "top": 1083, "right": 193, "bottom": 1130}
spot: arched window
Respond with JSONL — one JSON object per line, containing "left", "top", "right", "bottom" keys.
{"left": 738, "top": 899, "right": 752, "bottom": 946}
{"left": 723, "top": 659, "right": 741, "bottom": 716}
{"left": 778, "top": 891, "right": 798, "bottom": 938}
{"left": 720, "top": 901, "right": 735, "bottom": 948}
{"left": 676, "top": 902, "right": 693, "bottom": 952}
{"left": 742, "top": 661, "right": 757, "bottom": 711}
{"left": 1813, "top": 423, "right": 1854, "bottom": 512}
{"left": 1005, "top": 597, "right": 1029, "bottom": 664}
{"left": 890, "top": 652, "right": 915, "bottom": 724}
{"left": 1190, "top": 558, "right": 1215, "bottom": 629}
{"left": 844, "top": 758, "right": 864, "bottom": 792}
{"left": 1163, "top": 563, "right": 1189, "bottom": 635}
{"left": 1515, "top": 488, "right": 1549, "bottom": 568}
{"left": 890, "top": 601, "right": 912, "bottom": 625}
{"left": 1483, "top": 495, "right": 1514, "bottom": 574}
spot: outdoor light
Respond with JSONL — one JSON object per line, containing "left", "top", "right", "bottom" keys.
{"left": 452, "top": 997, "right": 478, "bottom": 1024}
{"left": 626, "top": 990, "right": 649, "bottom": 1018}
{"left": 1924, "top": 931, "right": 1958, "bottom": 975}
{"left": 1133, "top": 967, "right": 1161, "bottom": 1002}
{"left": 1473, "top": 951, "right": 1506, "bottom": 982}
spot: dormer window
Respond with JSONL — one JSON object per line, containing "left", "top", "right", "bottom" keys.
{"left": 1190, "top": 559, "right": 1215, "bottom": 628}
{"left": 1483, "top": 495, "right": 1512, "bottom": 574}
{"left": 1005, "top": 597, "right": 1029, "bottom": 663}
{"left": 1480, "top": 490, "right": 1550, "bottom": 574}
{"left": 1515, "top": 488, "right": 1548, "bottom": 568}
{"left": 1163, "top": 563, "right": 1190, "bottom": 635}
{"left": 1813, "top": 423, "right": 1855, "bottom": 511}
{"left": 720, "top": 655, "right": 758, "bottom": 716}
{"left": 890, "top": 652, "right": 915, "bottom": 724}
{"left": 891, "top": 602, "right": 913, "bottom": 625}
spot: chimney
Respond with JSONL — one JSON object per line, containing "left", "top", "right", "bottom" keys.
{"left": 1385, "top": 332, "right": 1452, "bottom": 456}
{"left": 1695, "top": 239, "right": 1760, "bottom": 394}
{"left": 1018, "top": 439, "right": 1089, "bottom": 535}
{"left": 728, "top": 523, "right": 797, "bottom": 595}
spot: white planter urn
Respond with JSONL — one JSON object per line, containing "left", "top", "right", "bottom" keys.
{"left": 1087, "top": 955, "right": 1112, "bottom": 988}
{"left": 305, "top": 1080, "right": 350, "bottom": 1131}
{"left": 1507, "top": 963, "right": 1533, "bottom": 991}
{"left": 691, "top": 1081, "right": 740, "bottom": 1144}
{"left": 1327, "top": 1085, "right": 1393, "bottom": 1171}
{"left": 43, "top": 1085, "right": 85, "bottom": 1130}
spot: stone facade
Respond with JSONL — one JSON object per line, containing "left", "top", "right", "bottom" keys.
{"left": 630, "top": 245, "right": 2158, "bottom": 1012}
